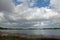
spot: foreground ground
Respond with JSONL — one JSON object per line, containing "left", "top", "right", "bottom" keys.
{"left": 0, "top": 31, "right": 60, "bottom": 40}
{"left": 0, "top": 36, "right": 60, "bottom": 40}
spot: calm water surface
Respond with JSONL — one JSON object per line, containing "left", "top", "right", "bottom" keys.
{"left": 0, "top": 24, "right": 60, "bottom": 35}
{"left": 0, "top": 30, "right": 60, "bottom": 36}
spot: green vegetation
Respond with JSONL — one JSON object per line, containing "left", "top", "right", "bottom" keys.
{"left": 0, "top": 27, "right": 7, "bottom": 30}
{"left": 0, "top": 27, "right": 60, "bottom": 30}
{"left": 0, "top": 36, "right": 59, "bottom": 40}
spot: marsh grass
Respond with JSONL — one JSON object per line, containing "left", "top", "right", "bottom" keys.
{"left": 0, "top": 36, "right": 60, "bottom": 40}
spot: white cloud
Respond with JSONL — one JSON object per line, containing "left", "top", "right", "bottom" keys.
{"left": 50, "top": 0, "right": 60, "bottom": 12}
{"left": 0, "top": 0, "right": 60, "bottom": 28}
{"left": 23, "top": 7, "right": 60, "bottom": 20}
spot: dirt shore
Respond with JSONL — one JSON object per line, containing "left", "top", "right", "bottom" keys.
{"left": 0, "top": 31, "right": 60, "bottom": 40}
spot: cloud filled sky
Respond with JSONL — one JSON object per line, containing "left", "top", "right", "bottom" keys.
{"left": 0, "top": 0, "right": 60, "bottom": 28}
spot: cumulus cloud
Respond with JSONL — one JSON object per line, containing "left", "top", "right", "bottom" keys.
{"left": 0, "top": 0, "right": 60, "bottom": 28}
{"left": 50, "top": 0, "right": 60, "bottom": 12}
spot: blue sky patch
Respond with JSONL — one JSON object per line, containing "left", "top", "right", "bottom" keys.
{"left": 13, "top": 0, "right": 23, "bottom": 6}
{"left": 33, "top": 0, "right": 50, "bottom": 8}
{"left": 13, "top": 0, "right": 50, "bottom": 8}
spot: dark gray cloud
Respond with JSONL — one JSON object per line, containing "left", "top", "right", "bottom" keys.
{"left": 0, "top": 0, "right": 15, "bottom": 12}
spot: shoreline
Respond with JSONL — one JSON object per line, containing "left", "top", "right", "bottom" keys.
{"left": 0, "top": 31, "right": 60, "bottom": 39}
{"left": 0, "top": 27, "right": 60, "bottom": 30}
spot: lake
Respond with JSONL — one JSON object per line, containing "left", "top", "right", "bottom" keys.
{"left": 0, "top": 30, "right": 60, "bottom": 36}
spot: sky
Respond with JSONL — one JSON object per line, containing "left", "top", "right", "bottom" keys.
{"left": 0, "top": 0, "right": 60, "bottom": 28}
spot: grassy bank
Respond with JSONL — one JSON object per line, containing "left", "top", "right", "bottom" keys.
{"left": 0, "top": 36, "right": 60, "bottom": 40}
